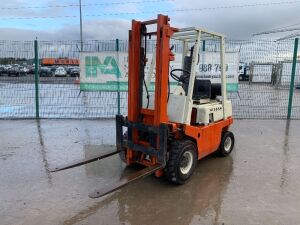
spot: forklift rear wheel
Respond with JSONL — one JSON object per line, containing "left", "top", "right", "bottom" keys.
{"left": 165, "top": 139, "right": 197, "bottom": 184}
{"left": 218, "top": 131, "right": 235, "bottom": 157}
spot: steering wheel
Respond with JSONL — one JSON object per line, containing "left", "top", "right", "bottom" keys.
{"left": 170, "top": 68, "right": 190, "bottom": 83}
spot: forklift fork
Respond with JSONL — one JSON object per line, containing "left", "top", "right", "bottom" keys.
{"left": 89, "top": 164, "right": 163, "bottom": 198}
{"left": 49, "top": 115, "right": 168, "bottom": 198}
{"left": 49, "top": 149, "right": 121, "bottom": 172}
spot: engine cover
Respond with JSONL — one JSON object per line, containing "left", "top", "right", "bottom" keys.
{"left": 194, "top": 100, "right": 232, "bottom": 124}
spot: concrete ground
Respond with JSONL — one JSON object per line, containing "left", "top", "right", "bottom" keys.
{"left": 0, "top": 119, "right": 300, "bottom": 225}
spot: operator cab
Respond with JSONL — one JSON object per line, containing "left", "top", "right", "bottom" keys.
{"left": 142, "top": 27, "right": 233, "bottom": 126}
{"left": 166, "top": 28, "right": 233, "bottom": 125}
{"left": 171, "top": 46, "right": 221, "bottom": 101}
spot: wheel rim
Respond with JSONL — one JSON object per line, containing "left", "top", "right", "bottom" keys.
{"left": 179, "top": 151, "right": 193, "bottom": 175}
{"left": 224, "top": 136, "right": 232, "bottom": 152}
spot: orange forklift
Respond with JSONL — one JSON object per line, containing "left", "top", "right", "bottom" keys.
{"left": 51, "top": 14, "right": 234, "bottom": 198}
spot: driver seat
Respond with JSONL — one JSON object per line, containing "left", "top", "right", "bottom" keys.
{"left": 193, "top": 79, "right": 211, "bottom": 100}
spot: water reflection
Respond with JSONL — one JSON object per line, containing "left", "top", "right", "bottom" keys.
{"left": 83, "top": 144, "right": 125, "bottom": 179}
{"left": 36, "top": 120, "right": 52, "bottom": 185}
{"left": 117, "top": 156, "right": 233, "bottom": 225}
{"left": 63, "top": 155, "right": 233, "bottom": 225}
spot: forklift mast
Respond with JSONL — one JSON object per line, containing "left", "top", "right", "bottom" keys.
{"left": 116, "top": 15, "right": 177, "bottom": 167}
{"left": 128, "top": 14, "right": 176, "bottom": 125}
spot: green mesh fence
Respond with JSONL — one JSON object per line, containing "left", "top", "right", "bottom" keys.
{"left": 0, "top": 39, "right": 299, "bottom": 119}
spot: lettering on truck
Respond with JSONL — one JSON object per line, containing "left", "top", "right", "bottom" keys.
{"left": 210, "top": 106, "right": 222, "bottom": 112}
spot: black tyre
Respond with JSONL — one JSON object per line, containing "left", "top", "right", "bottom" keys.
{"left": 218, "top": 131, "right": 235, "bottom": 157}
{"left": 165, "top": 139, "right": 197, "bottom": 184}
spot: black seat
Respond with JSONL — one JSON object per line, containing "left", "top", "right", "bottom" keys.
{"left": 211, "top": 83, "right": 221, "bottom": 99}
{"left": 193, "top": 79, "right": 222, "bottom": 100}
{"left": 193, "top": 79, "right": 211, "bottom": 100}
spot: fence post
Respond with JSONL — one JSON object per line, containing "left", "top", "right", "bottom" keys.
{"left": 34, "top": 39, "right": 40, "bottom": 119}
{"left": 116, "top": 38, "right": 121, "bottom": 115}
{"left": 287, "top": 38, "right": 299, "bottom": 119}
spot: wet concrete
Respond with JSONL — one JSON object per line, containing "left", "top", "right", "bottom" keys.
{"left": 0, "top": 119, "right": 300, "bottom": 225}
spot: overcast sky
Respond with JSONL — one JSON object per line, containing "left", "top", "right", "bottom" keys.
{"left": 0, "top": 0, "right": 299, "bottom": 40}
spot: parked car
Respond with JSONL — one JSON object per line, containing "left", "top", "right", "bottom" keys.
{"left": 54, "top": 67, "right": 67, "bottom": 77}
{"left": 65, "top": 66, "right": 72, "bottom": 75}
{"left": 8, "top": 65, "right": 21, "bottom": 76}
{"left": 27, "top": 65, "right": 35, "bottom": 74}
{"left": 238, "top": 64, "right": 249, "bottom": 81}
{"left": 50, "top": 66, "right": 58, "bottom": 74}
{"left": 3, "top": 65, "right": 12, "bottom": 74}
{"left": 70, "top": 67, "right": 80, "bottom": 77}
{"left": 4, "top": 65, "right": 12, "bottom": 71}
{"left": 19, "top": 66, "right": 29, "bottom": 76}
{"left": 39, "top": 67, "right": 53, "bottom": 77}
{"left": 0, "top": 66, "right": 5, "bottom": 75}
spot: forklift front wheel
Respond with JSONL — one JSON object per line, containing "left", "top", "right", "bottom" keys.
{"left": 218, "top": 131, "right": 235, "bottom": 157}
{"left": 165, "top": 139, "right": 197, "bottom": 184}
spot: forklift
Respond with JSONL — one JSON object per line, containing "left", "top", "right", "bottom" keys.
{"left": 51, "top": 14, "right": 235, "bottom": 198}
